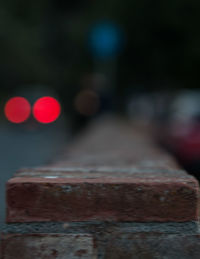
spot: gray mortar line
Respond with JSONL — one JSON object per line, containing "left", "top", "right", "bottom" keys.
{"left": 1, "top": 221, "right": 199, "bottom": 235}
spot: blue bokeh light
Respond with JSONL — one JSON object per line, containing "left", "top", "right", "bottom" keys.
{"left": 89, "top": 22, "right": 124, "bottom": 59}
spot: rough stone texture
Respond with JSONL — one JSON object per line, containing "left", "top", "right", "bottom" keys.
{"left": 1, "top": 234, "right": 96, "bottom": 259}
{"left": 6, "top": 118, "right": 199, "bottom": 223}
{"left": 104, "top": 233, "right": 200, "bottom": 259}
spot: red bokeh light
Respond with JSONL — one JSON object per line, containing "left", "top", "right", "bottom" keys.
{"left": 33, "top": 97, "right": 61, "bottom": 124}
{"left": 4, "top": 97, "right": 31, "bottom": 123}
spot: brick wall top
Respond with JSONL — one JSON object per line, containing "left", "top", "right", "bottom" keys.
{"left": 6, "top": 117, "right": 199, "bottom": 223}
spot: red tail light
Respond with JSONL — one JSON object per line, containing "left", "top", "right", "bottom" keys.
{"left": 4, "top": 97, "right": 31, "bottom": 123}
{"left": 33, "top": 97, "right": 61, "bottom": 124}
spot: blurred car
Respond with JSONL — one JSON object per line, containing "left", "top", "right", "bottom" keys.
{"left": 157, "top": 90, "right": 200, "bottom": 180}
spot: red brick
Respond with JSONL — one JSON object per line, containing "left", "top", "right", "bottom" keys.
{"left": 6, "top": 170, "right": 198, "bottom": 222}
{"left": 6, "top": 118, "right": 200, "bottom": 222}
{"left": 1, "top": 234, "right": 96, "bottom": 259}
{"left": 105, "top": 233, "right": 200, "bottom": 259}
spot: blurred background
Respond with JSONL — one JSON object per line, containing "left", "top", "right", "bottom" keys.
{"left": 0, "top": 0, "right": 200, "bottom": 222}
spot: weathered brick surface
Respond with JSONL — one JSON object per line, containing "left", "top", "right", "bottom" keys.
{"left": 1, "top": 234, "right": 96, "bottom": 259}
{"left": 7, "top": 173, "right": 198, "bottom": 222}
{"left": 6, "top": 118, "right": 199, "bottom": 222}
{"left": 105, "top": 233, "right": 200, "bottom": 259}
{"left": 1, "top": 222, "right": 200, "bottom": 259}
{"left": 2, "top": 117, "right": 200, "bottom": 258}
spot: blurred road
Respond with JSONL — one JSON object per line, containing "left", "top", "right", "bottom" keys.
{"left": 0, "top": 119, "right": 68, "bottom": 224}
